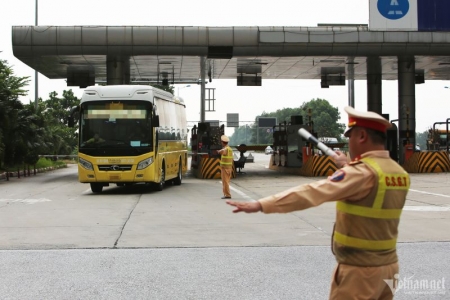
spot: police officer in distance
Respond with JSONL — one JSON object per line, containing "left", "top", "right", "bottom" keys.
{"left": 217, "top": 135, "right": 233, "bottom": 199}
{"left": 226, "top": 106, "right": 410, "bottom": 300}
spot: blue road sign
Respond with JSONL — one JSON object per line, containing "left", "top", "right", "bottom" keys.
{"left": 378, "top": 0, "right": 410, "bottom": 20}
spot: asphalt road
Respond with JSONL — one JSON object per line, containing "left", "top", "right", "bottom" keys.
{"left": 0, "top": 152, "right": 448, "bottom": 299}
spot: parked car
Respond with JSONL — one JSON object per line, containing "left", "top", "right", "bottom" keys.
{"left": 318, "top": 137, "right": 338, "bottom": 144}
{"left": 319, "top": 137, "right": 340, "bottom": 151}
{"left": 265, "top": 146, "right": 274, "bottom": 155}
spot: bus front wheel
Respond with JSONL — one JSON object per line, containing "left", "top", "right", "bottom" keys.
{"left": 90, "top": 183, "right": 103, "bottom": 193}
{"left": 155, "top": 165, "right": 165, "bottom": 191}
{"left": 173, "top": 159, "right": 182, "bottom": 186}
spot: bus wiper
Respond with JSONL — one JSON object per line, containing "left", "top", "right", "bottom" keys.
{"left": 80, "top": 142, "right": 105, "bottom": 148}
{"left": 106, "top": 141, "right": 138, "bottom": 149}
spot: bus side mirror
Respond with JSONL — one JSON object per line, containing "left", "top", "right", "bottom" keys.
{"left": 68, "top": 106, "right": 79, "bottom": 128}
{"left": 68, "top": 117, "right": 74, "bottom": 128}
{"left": 153, "top": 115, "right": 160, "bottom": 127}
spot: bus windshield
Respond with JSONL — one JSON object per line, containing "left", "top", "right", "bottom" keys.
{"left": 79, "top": 100, "right": 153, "bottom": 151}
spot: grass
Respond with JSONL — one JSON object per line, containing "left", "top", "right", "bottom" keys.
{"left": 36, "top": 157, "right": 67, "bottom": 169}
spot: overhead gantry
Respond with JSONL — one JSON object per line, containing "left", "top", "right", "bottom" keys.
{"left": 12, "top": 25, "right": 450, "bottom": 163}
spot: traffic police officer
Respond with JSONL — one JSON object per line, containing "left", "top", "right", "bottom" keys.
{"left": 226, "top": 106, "right": 410, "bottom": 300}
{"left": 217, "top": 135, "right": 233, "bottom": 199}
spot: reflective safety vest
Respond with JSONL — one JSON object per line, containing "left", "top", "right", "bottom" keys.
{"left": 333, "top": 157, "right": 410, "bottom": 266}
{"left": 220, "top": 146, "right": 234, "bottom": 169}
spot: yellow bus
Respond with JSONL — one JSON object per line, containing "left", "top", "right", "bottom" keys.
{"left": 69, "top": 85, "right": 188, "bottom": 193}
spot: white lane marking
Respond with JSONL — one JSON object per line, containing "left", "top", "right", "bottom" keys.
{"left": 403, "top": 206, "right": 450, "bottom": 212}
{"left": 0, "top": 198, "right": 51, "bottom": 204}
{"left": 230, "top": 185, "right": 255, "bottom": 201}
{"left": 220, "top": 181, "right": 255, "bottom": 201}
{"left": 409, "top": 189, "right": 450, "bottom": 198}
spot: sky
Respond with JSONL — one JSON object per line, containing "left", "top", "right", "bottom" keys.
{"left": 1, "top": 0, "right": 449, "bottom": 136}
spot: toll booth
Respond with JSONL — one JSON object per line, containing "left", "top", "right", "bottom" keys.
{"left": 273, "top": 121, "right": 287, "bottom": 166}
{"left": 196, "top": 122, "right": 222, "bottom": 155}
{"left": 386, "top": 122, "right": 398, "bottom": 162}
{"left": 272, "top": 116, "right": 308, "bottom": 168}
{"left": 286, "top": 119, "right": 308, "bottom": 167}
{"left": 269, "top": 114, "right": 341, "bottom": 177}
{"left": 190, "top": 122, "right": 233, "bottom": 179}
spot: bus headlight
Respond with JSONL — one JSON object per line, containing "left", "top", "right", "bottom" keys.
{"left": 137, "top": 157, "right": 154, "bottom": 170}
{"left": 79, "top": 157, "right": 94, "bottom": 171}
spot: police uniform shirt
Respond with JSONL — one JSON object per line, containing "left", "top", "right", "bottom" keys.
{"left": 218, "top": 145, "right": 233, "bottom": 169}
{"left": 258, "top": 150, "right": 392, "bottom": 213}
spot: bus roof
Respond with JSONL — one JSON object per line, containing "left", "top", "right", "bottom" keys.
{"left": 81, "top": 85, "right": 184, "bottom": 105}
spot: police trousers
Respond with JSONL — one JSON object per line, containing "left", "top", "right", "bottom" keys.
{"left": 329, "top": 262, "right": 398, "bottom": 300}
{"left": 221, "top": 167, "right": 232, "bottom": 198}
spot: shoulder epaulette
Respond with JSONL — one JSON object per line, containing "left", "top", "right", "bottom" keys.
{"left": 348, "top": 160, "right": 362, "bottom": 165}
{"left": 348, "top": 156, "right": 363, "bottom": 165}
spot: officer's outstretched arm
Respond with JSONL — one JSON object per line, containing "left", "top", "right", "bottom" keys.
{"left": 226, "top": 200, "right": 262, "bottom": 213}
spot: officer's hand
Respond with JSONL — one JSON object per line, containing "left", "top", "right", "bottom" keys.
{"left": 226, "top": 200, "right": 262, "bottom": 213}
{"left": 333, "top": 151, "right": 349, "bottom": 168}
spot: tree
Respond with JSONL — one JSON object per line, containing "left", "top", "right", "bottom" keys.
{"left": 0, "top": 59, "right": 82, "bottom": 170}
{"left": 299, "top": 98, "right": 345, "bottom": 139}
{"left": 41, "top": 90, "right": 80, "bottom": 155}
{"left": 14, "top": 102, "right": 48, "bottom": 166}
{"left": 415, "top": 130, "right": 429, "bottom": 150}
{"left": 229, "top": 98, "right": 345, "bottom": 145}
{"left": 0, "top": 59, "right": 30, "bottom": 169}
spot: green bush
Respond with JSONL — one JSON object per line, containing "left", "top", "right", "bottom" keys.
{"left": 35, "top": 158, "right": 55, "bottom": 169}
{"left": 35, "top": 158, "right": 67, "bottom": 169}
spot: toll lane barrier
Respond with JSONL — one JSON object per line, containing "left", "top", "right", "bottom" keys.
{"left": 403, "top": 151, "right": 450, "bottom": 173}
{"left": 268, "top": 151, "right": 450, "bottom": 176}
{"left": 402, "top": 152, "right": 420, "bottom": 173}
{"left": 311, "top": 156, "right": 337, "bottom": 177}
{"left": 297, "top": 155, "right": 315, "bottom": 176}
{"left": 270, "top": 154, "right": 337, "bottom": 177}
{"left": 297, "top": 155, "right": 337, "bottom": 177}
{"left": 194, "top": 157, "right": 236, "bottom": 179}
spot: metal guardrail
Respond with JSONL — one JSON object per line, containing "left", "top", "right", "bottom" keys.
{"left": 0, "top": 164, "right": 67, "bottom": 181}
{"left": 39, "top": 155, "right": 78, "bottom": 160}
{"left": 0, "top": 155, "right": 75, "bottom": 181}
